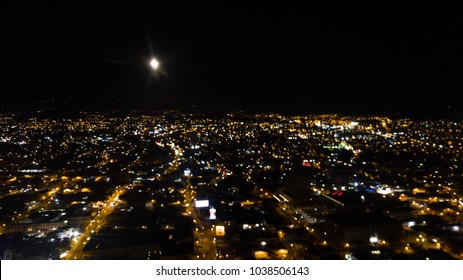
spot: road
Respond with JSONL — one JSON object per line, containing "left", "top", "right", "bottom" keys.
{"left": 65, "top": 185, "right": 132, "bottom": 259}
{"left": 0, "top": 179, "right": 63, "bottom": 234}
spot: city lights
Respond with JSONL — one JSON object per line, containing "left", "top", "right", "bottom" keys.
{"left": 0, "top": 113, "right": 462, "bottom": 260}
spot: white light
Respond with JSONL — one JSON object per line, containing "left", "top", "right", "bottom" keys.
{"left": 377, "top": 187, "right": 392, "bottom": 195}
{"left": 261, "top": 241, "right": 267, "bottom": 246}
{"left": 209, "top": 207, "right": 216, "bottom": 220}
{"left": 195, "top": 200, "right": 209, "bottom": 208}
{"left": 150, "top": 58, "right": 160, "bottom": 70}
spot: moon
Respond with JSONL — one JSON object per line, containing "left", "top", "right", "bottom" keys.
{"left": 150, "top": 58, "right": 160, "bottom": 70}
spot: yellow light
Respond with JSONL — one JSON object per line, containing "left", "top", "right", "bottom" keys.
{"left": 254, "top": 251, "right": 268, "bottom": 259}
{"left": 277, "top": 249, "right": 288, "bottom": 257}
{"left": 216, "top": 225, "right": 225, "bottom": 236}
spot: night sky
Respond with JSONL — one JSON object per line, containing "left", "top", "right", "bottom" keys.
{"left": 3, "top": 1, "right": 462, "bottom": 118}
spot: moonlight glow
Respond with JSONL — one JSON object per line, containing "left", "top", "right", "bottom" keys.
{"left": 150, "top": 58, "right": 160, "bottom": 70}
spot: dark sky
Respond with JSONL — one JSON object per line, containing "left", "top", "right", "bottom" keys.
{"left": 3, "top": 1, "right": 462, "bottom": 117}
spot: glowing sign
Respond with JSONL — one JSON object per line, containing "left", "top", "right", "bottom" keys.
{"left": 209, "top": 207, "right": 216, "bottom": 220}
{"left": 195, "top": 200, "right": 209, "bottom": 208}
{"left": 216, "top": 225, "right": 225, "bottom": 236}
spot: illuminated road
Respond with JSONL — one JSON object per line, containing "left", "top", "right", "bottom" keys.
{"left": 66, "top": 140, "right": 185, "bottom": 259}
{"left": 65, "top": 185, "right": 132, "bottom": 260}
{"left": 192, "top": 212, "right": 217, "bottom": 260}
{"left": 0, "top": 179, "right": 62, "bottom": 235}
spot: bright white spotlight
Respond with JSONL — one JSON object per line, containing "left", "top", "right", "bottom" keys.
{"left": 150, "top": 58, "right": 160, "bottom": 70}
